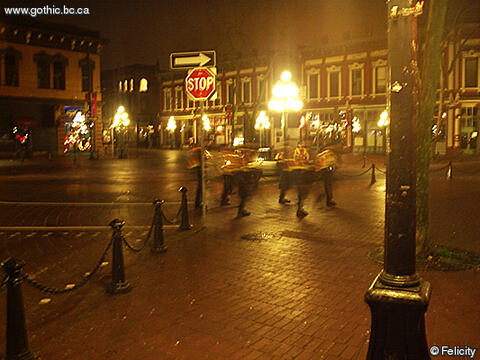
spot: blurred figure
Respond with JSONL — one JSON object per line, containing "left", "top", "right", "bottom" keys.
{"left": 314, "top": 148, "right": 337, "bottom": 207}
{"left": 233, "top": 148, "right": 262, "bottom": 217}
{"left": 220, "top": 149, "right": 239, "bottom": 206}
{"left": 291, "top": 143, "right": 313, "bottom": 218}
{"left": 186, "top": 146, "right": 211, "bottom": 209}
{"left": 275, "top": 150, "right": 292, "bottom": 204}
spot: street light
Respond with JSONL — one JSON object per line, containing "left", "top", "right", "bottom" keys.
{"left": 202, "top": 114, "right": 211, "bottom": 131}
{"left": 166, "top": 116, "right": 176, "bottom": 149}
{"left": 254, "top": 110, "right": 270, "bottom": 147}
{"left": 377, "top": 109, "right": 389, "bottom": 127}
{"left": 377, "top": 110, "right": 389, "bottom": 153}
{"left": 268, "top": 70, "right": 303, "bottom": 146}
{"left": 111, "top": 106, "right": 130, "bottom": 158}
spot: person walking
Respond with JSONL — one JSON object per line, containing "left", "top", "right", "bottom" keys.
{"left": 291, "top": 143, "right": 313, "bottom": 218}
{"left": 233, "top": 149, "right": 262, "bottom": 217}
{"left": 276, "top": 150, "right": 292, "bottom": 204}
{"left": 314, "top": 149, "right": 337, "bottom": 207}
{"left": 220, "top": 150, "right": 239, "bottom": 206}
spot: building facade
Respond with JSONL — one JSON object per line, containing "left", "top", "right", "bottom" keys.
{"left": 0, "top": 18, "right": 104, "bottom": 157}
{"left": 102, "top": 64, "right": 159, "bottom": 153}
{"left": 158, "top": 31, "right": 480, "bottom": 154}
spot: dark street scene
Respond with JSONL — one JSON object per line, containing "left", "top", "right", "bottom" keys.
{"left": 0, "top": 0, "right": 479, "bottom": 359}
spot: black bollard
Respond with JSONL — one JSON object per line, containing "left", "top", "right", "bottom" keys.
{"left": 107, "top": 219, "right": 131, "bottom": 294}
{"left": 447, "top": 161, "right": 453, "bottom": 180}
{"left": 362, "top": 154, "right": 366, "bottom": 168}
{"left": 2, "top": 258, "right": 35, "bottom": 360}
{"left": 370, "top": 163, "right": 376, "bottom": 185}
{"left": 151, "top": 200, "right": 168, "bottom": 253}
{"left": 177, "top": 187, "right": 192, "bottom": 231}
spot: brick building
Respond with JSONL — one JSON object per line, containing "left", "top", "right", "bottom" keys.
{"left": 158, "top": 30, "right": 480, "bottom": 154}
{"left": 0, "top": 18, "right": 104, "bottom": 157}
{"left": 101, "top": 64, "right": 160, "bottom": 152}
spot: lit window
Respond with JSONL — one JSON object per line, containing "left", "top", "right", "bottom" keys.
{"left": 465, "top": 57, "right": 478, "bottom": 88}
{"left": 175, "top": 87, "right": 183, "bottom": 109}
{"left": 241, "top": 78, "right": 251, "bottom": 104}
{"left": 227, "top": 80, "right": 236, "bottom": 104}
{"left": 118, "top": 81, "right": 122, "bottom": 92}
{"left": 79, "top": 57, "right": 95, "bottom": 92}
{"left": 5, "top": 48, "right": 20, "bottom": 86}
{"left": 124, "top": 80, "right": 128, "bottom": 93}
{"left": 214, "top": 81, "right": 222, "bottom": 106}
{"left": 375, "top": 66, "right": 387, "bottom": 94}
{"left": 139, "top": 78, "right": 148, "bottom": 92}
{"left": 351, "top": 69, "right": 362, "bottom": 96}
{"left": 257, "top": 77, "right": 267, "bottom": 103}
{"left": 329, "top": 71, "right": 340, "bottom": 98}
{"left": 164, "top": 88, "right": 171, "bottom": 111}
{"left": 308, "top": 73, "right": 319, "bottom": 100}
{"left": 130, "top": 78, "right": 134, "bottom": 92}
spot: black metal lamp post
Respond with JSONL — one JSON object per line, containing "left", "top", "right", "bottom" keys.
{"left": 365, "top": 1, "right": 431, "bottom": 359}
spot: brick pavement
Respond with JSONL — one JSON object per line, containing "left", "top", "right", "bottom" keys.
{"left": 0, "top": 154, "right": 479, "bottom": 359}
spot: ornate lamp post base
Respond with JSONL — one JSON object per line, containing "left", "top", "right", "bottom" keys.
{"left": 365, "top": 274, "right": 431, "bottom": 360}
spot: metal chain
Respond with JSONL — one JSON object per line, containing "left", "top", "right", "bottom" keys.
{"left": 23, "top": 237, "right": 113, "bottom": 295}
{"left": 376, "top": 167, "right": 387, "bottom": 174}
{"left": 451, "top": 166, "right": 480, "bottom": 175}
{"left": 336, "top": 166, "right": 372, "bottom": 177}
{"left": 430, "top": 164, "right": 450, "bottom": 172}
{"left": 162, "top": 203, "right": 182, "bottom": 225}
{"left": 122, "top": 217, "right": 154, "bottom": 253}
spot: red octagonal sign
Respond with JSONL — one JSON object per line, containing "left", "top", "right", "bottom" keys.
{"left": 185, "top": 67, "right": 216, "bottom": 100}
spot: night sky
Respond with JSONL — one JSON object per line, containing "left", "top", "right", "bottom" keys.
{"left": 5, "top": 0, "right": 475, "bottom": 71}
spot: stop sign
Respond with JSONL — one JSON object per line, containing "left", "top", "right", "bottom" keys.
{"left": 185, "top": 67, "right": 216, "bottom": 100}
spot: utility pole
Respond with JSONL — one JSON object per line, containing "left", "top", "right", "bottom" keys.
{"left": 364, "top": 1, "right": 431, "bottom": 359}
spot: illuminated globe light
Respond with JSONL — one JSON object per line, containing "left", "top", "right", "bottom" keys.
{"left": 117, "top": 106, "right": 125, "bottom": 114}
{"left": 233, "top": 137, "right": 244, "bottom": 146}
{"left": 166, "top": 116, "right": 176, "bottom": 132}
{"left": 352, "top": 117, "right": 361, "bottom": 133}
{"left": 202, "top": 114, "right": 211, "bottom": 131}
{"left": 280, "top": 70, "right": 292, "bottom": 82}
{"left": 122, "top": 118, "right": 130, "bottom": 127}
{"left": 378, "top": 110, "right": 389, "bottom": 127}
{"left": 255, "top": 111, "right": 270, "bottom": 130}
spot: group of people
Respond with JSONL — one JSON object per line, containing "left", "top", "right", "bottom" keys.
{"left": 187, "top": 143, "right": 337, "bottom": 218}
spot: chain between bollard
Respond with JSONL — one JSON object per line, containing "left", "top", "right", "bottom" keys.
{"left": 450, "top": 166, "right": 480, "bottom": 175}
{"left": 376, "top": 166, "right": 386, "bottom": 174}
{"left": 336, "top": 165, "right": 372, "bottom": 177}
{"left": 430, "top": 164, "right": 450, "bottom": 172}
{"left": 22, "top": 237, "right": 113, "bottom": 295}
{"left": 121, "top": 216, "right": 155, "bottom": 253}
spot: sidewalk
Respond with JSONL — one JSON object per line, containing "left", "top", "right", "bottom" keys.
{"left": 0, "top": 174, "right": 478, "bottom": 359}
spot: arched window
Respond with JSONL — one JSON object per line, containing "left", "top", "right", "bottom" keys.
{"left": 124, "top": 80, "right": 128, "bottom": 92}
{"left": 130, "top": 78, "right": 134, "bottom": 92}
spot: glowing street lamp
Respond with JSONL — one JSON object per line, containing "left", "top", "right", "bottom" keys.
{"left": 378, "top": 109, "right": 389, "bottom": 127}
{"left": 202, "top": 114, "right": 211, "bottom": 131}
{"left": 111, "top": 106, "right": 130, "bottom": 158}
{"left": 268, "top": 70, "right": 303, "bottom": 145}
{"left": 166, "top": 116, "right": 176, "bottom": 148}
{"left": 255, "top": 110, "right": 270, "bottom": 147}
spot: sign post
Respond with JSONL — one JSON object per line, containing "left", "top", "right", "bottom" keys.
{"left": 185, "top": 66, "right": 216, "bottom": 226}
